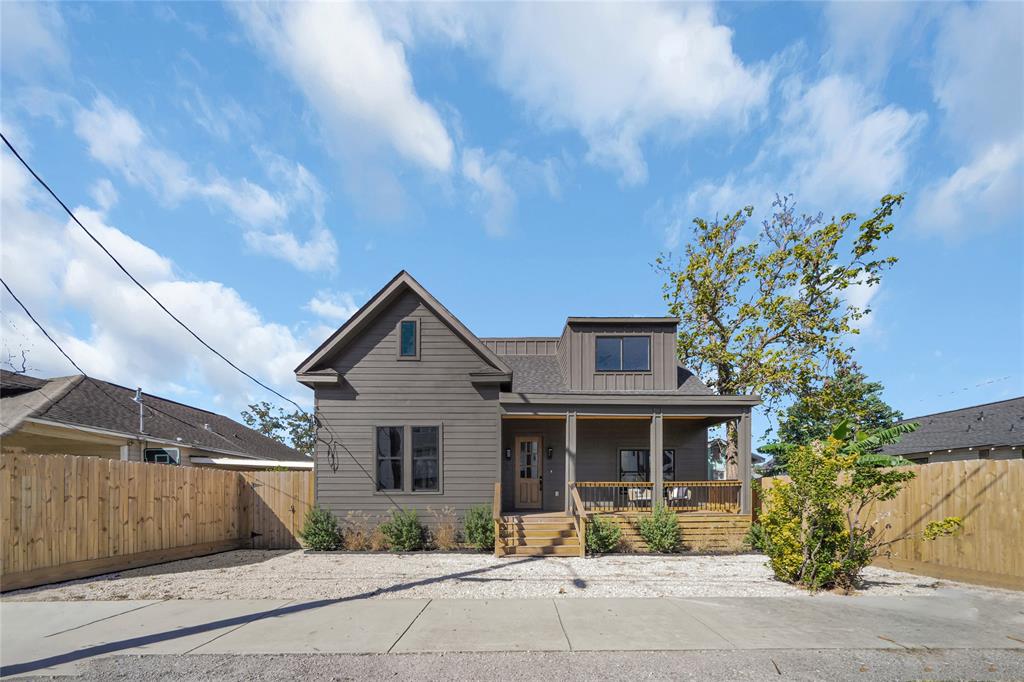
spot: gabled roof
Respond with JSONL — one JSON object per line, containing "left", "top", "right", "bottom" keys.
{"left": 0, "top": 370, "right": 306, "bottom": 462}
{"left": 881, "top": 396, "right": 1024, "bottom": 457}
{"left": 295, "top": 271, "right": 512, "bottom": 376}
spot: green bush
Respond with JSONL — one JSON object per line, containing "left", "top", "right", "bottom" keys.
{"left": 463, "top": 504, "right": 494, "bottom": 551}
{"left": 379, "top": 508, "right": 426, "bottom": 551}
{"left": 299, "top": 505, "right": 343, "bottom": 551}
{"left": 636, "top": 504, "right": 680, "bottom": 553}
{"left": 586, "top": 515, "right": 622, "bottom": 554}
{"left": 744, "top": 521, "right": 766, "bottom": 552}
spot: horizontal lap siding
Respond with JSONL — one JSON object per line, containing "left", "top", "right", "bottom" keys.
{"left": 314, "top": 291, "right": 498, "bottom": 525}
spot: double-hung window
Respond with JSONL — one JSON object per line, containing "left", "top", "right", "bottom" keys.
{"left": 596, "top": 336, "right": 650, "bottom": 372}
{"left": 375, "top": 424, "right": 441, "bottom": 492}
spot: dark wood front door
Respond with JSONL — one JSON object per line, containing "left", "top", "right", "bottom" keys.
{"left": 515, "top": 436, "right": 542, "bottom": 509}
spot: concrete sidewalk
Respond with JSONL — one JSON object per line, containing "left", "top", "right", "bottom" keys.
{"left": 3, "top": 593, "right": 1023, "bottom": 677}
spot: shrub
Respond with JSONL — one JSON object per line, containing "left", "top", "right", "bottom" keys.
{"left": 379, "top": 508, "right": 426, "bottom": 551}
{"left": 341, "top": 511, "right": 374, "bottom": 551}
{"left": 463, "top": 504, "right": 495, "bottom": 551}
{"left": 636, "top": 504, "right": 680, "bottom": 553}
{"left": 299, "top": 506, "right": 343, "bottom": 551}
{"left": 744, "top": 521, "right": 766, "bottom": 552}
{"left": 428, "top": 506, "right": 460, "bottom": 551}
{"left": 586, "top": 515, "right": 622, "bottom": 554}
{"left": 369, "top": 523, "right": 390, "bottom": 551}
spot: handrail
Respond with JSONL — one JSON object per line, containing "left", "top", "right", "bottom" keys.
{"left": 492, "top": 482, "right": 502, "bottom": 558}
{"left": 576, "top": 480, "right": 742, "bottom": 513}
{"left": 569, "top": 482, "right": 586, "bottom": 557}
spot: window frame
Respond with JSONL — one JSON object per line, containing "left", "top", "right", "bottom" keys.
{"left": 617, "top": 447, "right": 676, "bottom": 482}
{"left": 374, "top": 426, "right": 404, "bottom": 492}
{"left": 144, "top": 447, "right": 180, "bottom": 465}
{"left": 372, "top": 423, "right": 443, "bottom": 494}
{"left": 595, "top": 335, "right": 651, "bottom": 372}
{"left": 410, "top": 425, "right": 441, "bottom": 493}
{"left": 396, "top": 318, "right": 420, "bottom": 361}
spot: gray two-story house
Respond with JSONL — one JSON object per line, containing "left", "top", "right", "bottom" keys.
{"left": 296, "top": 271, "right": 759, "bottom": 555}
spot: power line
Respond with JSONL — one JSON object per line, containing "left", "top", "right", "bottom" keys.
{"left": 1, "top": 131, "right": 304, "bottom": 415}
{"left": 1, "top": 277, "right": 85, "bottom": 375}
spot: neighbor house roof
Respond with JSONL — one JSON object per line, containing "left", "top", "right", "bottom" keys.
{"left": 0, "top": 370, "right": 307, "bottom": 462}
{"left": 881, "top": 396, "right": 1024, "bottom": 457}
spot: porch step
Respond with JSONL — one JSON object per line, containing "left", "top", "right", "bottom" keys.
{"left": 497, "top": 513, "right": 582, "bottom": 557}
{"left": 503, "top": 528, "right": 576, "bottom": 540}
{"left": 504, "top": 544, "right": 581, "bottom": 557}
{"left": 508, "top": 535, "right": 579, "bottom": 547}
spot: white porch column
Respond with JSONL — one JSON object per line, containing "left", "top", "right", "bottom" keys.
{"left": 737, "top": 410, "right": 752, "bottom": 514}
{"left": 565, "top": 411, "right": 577, "bottom": 507}
{"left": 650, "top": 411, "right": 664, "bottom": 506}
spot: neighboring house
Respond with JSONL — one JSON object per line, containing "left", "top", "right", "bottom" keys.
{"left": 0, "top": 370, "right": 311, "bottom": 469}
{"left": 296, "top": 271, "right": 759, "bottom": 553}
{"left": 706, "top": 437, "right": 764, "bottom": 480}
{"left": 881, "top": 397, "right": 1024, "bottom": 464}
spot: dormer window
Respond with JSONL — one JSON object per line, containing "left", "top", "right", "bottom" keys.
{"left": 398, "top": 319, "right": 419, "bottom": 360}
{"left": 596, "top": 336, "right": 650, "bottom": 372}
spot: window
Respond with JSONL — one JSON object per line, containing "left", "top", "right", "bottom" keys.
{"left": 376, "top": 426, "right": 403, "bottom": 490}
{"left": 596, "top": 336, "right": 650, "bottom": 372}
{"left": 375, "top": 424, "right": 442, "bottom": 492}
{"left": 979, "top": 448, "right": 991, "bottom": 459}
{"left": 399, "top": 319, "right": 418, "bottom": 358}
{"left": 144, "top": 447, "right": 180, "bottom": 465}
{"left": 618, "top": 448, "right": 676, "bottom": 482}
{"left": 411, "top": 426, "right": 440, "bottom": 491}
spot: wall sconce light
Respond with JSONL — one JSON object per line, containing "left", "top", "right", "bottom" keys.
{"left": 504, "top": 448, "right": 512, "bottom": 461}
{"left": 546, "top": 447, "right": 554, "bottom": 460}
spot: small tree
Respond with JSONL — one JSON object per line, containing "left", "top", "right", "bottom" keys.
{"left": 241, "top": 401, "right": 315, "bottom": 457}
{"left": 760, "top": 419, "right": 956, "bottom": 591}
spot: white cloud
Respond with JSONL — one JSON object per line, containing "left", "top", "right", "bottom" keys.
{"left": 89, "top": 178, "right": 118, "bottom": 211}
{"left": 931, "top": 2, "right": 1024, "bottom": 153}
{"left": 842, "top": 280, "right": 882, "bottom": 331}
{"left": 914, "top": 139, "right": 1024, "bottom": 237}
{"left": 0, "top": 2, "right": 68, "bottom": 78}
{"left": 71, "top": 95, "right": 337, "bottom": 271}
{"left": 822, "top": 2, "right": 922, "bottom": 83}
{"left": 0, "top": 154, "right": 317, "bottom": 410}
{"left": 461, "top": 147, "right": 516, "bottom": 237}
{"left": 233, "top": 2, "right": 453, "bottom": 174}
{"left": 403, "top": 3, "right": 771, "bottom": 185}
{"left": 306, "top": 291, "right": 361, "bottom": 323}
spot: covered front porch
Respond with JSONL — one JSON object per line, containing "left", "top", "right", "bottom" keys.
{"left": 497, "top": 401, "right": 754, "bottom": 517}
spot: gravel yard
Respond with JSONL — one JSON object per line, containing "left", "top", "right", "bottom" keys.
{"left": 4, "top": 550, "right": 987, "bottom": 601}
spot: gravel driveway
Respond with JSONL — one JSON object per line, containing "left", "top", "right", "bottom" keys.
{"left": 4, "top": 550, "right": 981, "bottom": 601}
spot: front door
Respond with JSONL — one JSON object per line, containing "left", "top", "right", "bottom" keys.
{"left": 515, "top": 436, "right": 542, "bottom": 509}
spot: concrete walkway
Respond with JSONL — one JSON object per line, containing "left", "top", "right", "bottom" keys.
{"left": 3, "top": 593, "right": 1023, "bottom": 677}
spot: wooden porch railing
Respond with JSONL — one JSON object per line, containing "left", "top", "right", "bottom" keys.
{"left": 568, "top": 482, "right": 586, "bottom": 557}
{"left": 492, "top": 481, "right": 502, "bottom": 558}
{"left": 576, "top": 480, "right": 742, "bottom": 513}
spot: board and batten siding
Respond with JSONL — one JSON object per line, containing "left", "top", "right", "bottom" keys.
{"left": 575, "top": 418, "right": 709, "bottom": 481}
{"left": 481, "top": 338, "right": 558, "bottom": 356}
{"left": 563, "top": 322, "right": 678, "bottom": 391}
{"left": 313, "top": 290, "right": 500, "bottom": 524}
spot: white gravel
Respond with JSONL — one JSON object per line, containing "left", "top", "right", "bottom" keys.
{"left": 6, "top": 550, "right": 997, "bottom": 602}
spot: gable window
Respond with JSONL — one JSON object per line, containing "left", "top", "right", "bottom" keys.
{"left": 596, "top": 336, "right": 650, "bottom": 372}
{"left": 376, "top": 426, "right": 403, "bottom": 490}
{"left": 411, "top": 426, "right": 440, "bottom": 491}
{"left": 618, "top": 448, "right": 676, "bottom": 482}
{"left": 398, "top": 319, "right": 419, "bottom": 359}
{"left": 144, "top": 447, "right": 180, "bottom": 465}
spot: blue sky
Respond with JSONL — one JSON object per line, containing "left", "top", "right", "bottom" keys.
{"left": 1, "top": 2, "right": 1021, "bottom": 444}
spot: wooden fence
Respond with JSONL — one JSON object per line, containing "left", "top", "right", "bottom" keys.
{"left": 761, "top": 459, "right": 1023, "bottom": 590}
{"left": 1, "top": 453, "right": 314, "bottom": 591}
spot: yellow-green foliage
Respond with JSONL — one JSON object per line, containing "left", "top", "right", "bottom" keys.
{"left": 923, "top": 517, "right": 963, "bottom": 541}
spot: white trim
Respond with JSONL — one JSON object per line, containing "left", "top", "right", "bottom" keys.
{"left": 189, "top": 457, "right": 313, "bottom": 469}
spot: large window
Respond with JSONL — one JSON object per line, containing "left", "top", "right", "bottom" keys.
{"left": 618, "top": 448, "right": 676, "bottom": 481}
{"left": 596, "top": 336, "right": 650, "bottom": 372}
{"left": 376, "top": 426, "right": 403, "bottom": 491}
{"left": 411, "top": 426, "right": 440, "bottom": 491}
{"left": 398, "top": 319, "right": 418, "bottom": 358}
{"left": 375, "top": 424, "right": 442, "bottom": 492}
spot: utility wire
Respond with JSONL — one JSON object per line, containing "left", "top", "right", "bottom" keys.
{"left": 1, "top": 134, "right": 405, "bottom": 508}
{"left": 1, "top": 131, "right": 304, "bottom": 415}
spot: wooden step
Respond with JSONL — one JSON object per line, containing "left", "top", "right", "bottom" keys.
{"left": 503, "top": 528, "right": 575, "bottom": 539}
{"left": 502, "top": 514, "right": 572, "bottom": 523}
{"left": 502, "top": 521, "right": 575, "bottom": 530}
{"left": 509, "top": 534, "right": 579, "bottom": 546}
{"left": 504, "top": 544, "right": 581, "bottom": 557}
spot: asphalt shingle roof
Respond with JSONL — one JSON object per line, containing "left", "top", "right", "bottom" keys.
{"left": 0, "top": 370, "right": 306, "bottom": 462}
{"left": 881, "top": 396, "right": 1024, "bottom": 457}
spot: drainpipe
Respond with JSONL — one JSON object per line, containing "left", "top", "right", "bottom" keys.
{"left": 134, "top": 387, "right": 145, "bottom": 435}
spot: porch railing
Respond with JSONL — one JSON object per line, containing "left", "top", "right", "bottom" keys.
{"left": 576, "top": 480, "right": 742, "bottom": 513}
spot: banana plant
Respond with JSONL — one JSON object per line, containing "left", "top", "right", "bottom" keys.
{"left": 833, "top": 418, "right": 919, "bottom": 467}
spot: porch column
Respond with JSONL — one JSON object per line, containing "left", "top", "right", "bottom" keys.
{"left": 650, "top": 411, "right": 664, "bottom": 506}
{"left": 737, "top": 410, "right": 752, "bottom": 514}
{"left": 565, "top": 411, "right": 577, "bottom": 504}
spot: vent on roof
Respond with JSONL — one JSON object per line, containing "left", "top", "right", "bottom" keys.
{"left": 203, "top": 423, "right": 211, "bottom": 431}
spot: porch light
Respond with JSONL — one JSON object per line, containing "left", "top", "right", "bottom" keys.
{"left": 504, "top": 448, "right": 512, "bottom": 460}
{"left": 546, "top": 447, "right": 554, "bottom": 459}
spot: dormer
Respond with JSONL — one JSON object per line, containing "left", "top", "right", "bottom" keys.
{"left": 556, "top": 317, "right": 680, "bottom": 391}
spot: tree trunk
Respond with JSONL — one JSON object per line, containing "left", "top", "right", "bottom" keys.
{"left": 725, "top": 420, "right": 739, "bottom": 479}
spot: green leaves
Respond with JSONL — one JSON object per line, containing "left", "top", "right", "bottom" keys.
{"left": 241, "top": 401, "right": 315, "bottom": 457}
